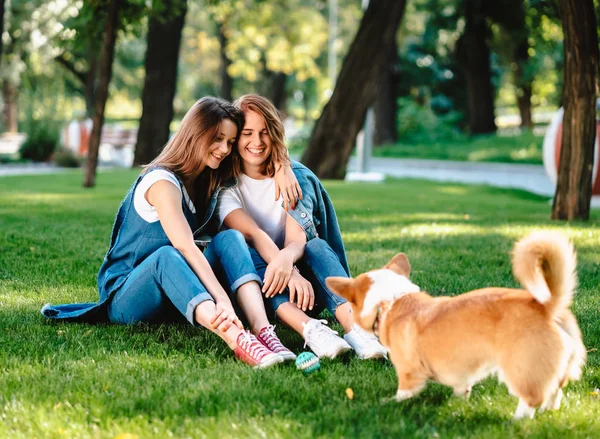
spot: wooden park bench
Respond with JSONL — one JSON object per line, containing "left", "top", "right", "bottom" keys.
{"left": 100, "top": 126, "right": 138, "bottom": 148}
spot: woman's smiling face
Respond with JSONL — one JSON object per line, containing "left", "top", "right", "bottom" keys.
{"left": 238, "top": 110, "right": 272, "bottom": 171}
{"left": 204, "top": 119, "right": 238, "bottom": 170}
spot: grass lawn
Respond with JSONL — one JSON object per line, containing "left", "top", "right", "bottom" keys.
{"left": 1, "top": 170, "right": 599, "bottom": 438}
{"left": 370, "top": 131, "right": 544, "bottom": 165}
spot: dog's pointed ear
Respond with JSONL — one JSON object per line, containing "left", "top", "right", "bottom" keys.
{"left": 326, "top": 276, "right": 357, "bottom": 303}
{"left": 385, "top": 253, "right": 411, "bottom": 277}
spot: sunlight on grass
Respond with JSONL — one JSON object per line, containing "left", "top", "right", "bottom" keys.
{"left": 1, "top": 171, "right": 600, "bottom": 438}
{"left": 436, "top": 186, "right": 469, "bottom": 195}
{"left": 3, "top": 192, "right": 98, "bottom": 204}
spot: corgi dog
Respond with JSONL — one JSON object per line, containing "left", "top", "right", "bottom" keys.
{"left": 326, "top": 231, "right": 586, "bottom": 419}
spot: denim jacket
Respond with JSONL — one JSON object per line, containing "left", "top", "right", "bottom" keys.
{"left": 287, "top": 161, "right": 350, "bottom": 276}
{"left": 41, "top": 169, "right": 234, "bottom": 322}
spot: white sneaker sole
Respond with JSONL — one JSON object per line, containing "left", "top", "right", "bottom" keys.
{"left": 357, "top": 350, "right": 388, "bottom": 360}
{"left": 277, "top": 351, "right": 297, "bottom": 362}
{"left": 316, "top": 345, "right": 352, "bottom": 360}
{"left": 254, "top": 354, "right": 285, "bottom": 369}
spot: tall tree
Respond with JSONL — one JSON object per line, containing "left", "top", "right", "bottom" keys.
{"left": 374, "top": 36, "right": 399, "bottom": 145}
{"left": 490, "top": 0, "right": 534, "bottom": 129}
{"left": 262, "top": 70, "right": 287, "bottom": 111}
{"left": 551, "top": 0, "right": 599, "bottom": 220}
{"left": 513, "top": 38, "right": 533, "bottom": 129}
{"left": 133, "top": 0, "right": 187, "bottom": 166}
{"left": 302, "top": 0, "right": 407, "bottom": 179}
{"left": 455, "top": 0, "right": 496, "bottom": 135}
{"left": 0, "top": 0, "right": 5, "bottom": 62}
{"left": 217, "top": 21, "right": 233, "bottom": 101}
{"left": 511, "top": 1, "right": 533, "bottom": 129}
{"left": 83, "top": 0, "right": 122, "bottom": 187}
{"left": 53, "top": 0, "right": 103, "bottom": 118}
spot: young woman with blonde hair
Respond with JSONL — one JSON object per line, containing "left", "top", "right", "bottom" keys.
{"left": 42, "top": 96, "right": 300, "bottom": 368}
{"left": 217, "top": 94, "right": 387, "bottom": 360}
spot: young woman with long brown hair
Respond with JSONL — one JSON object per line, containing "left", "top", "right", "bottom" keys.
{"left": 42, "top": 96, "right": 301, "bottom": 368}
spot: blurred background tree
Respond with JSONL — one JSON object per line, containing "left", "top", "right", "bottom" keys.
{"left": 0, "top": 0, "right": 596, "bottom": 208}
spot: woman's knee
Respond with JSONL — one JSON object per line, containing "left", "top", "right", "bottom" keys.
{"left": 214, "top": 229, "right": 246, "bottom": 247}
{"left": 153, "top": 246, "right": 185, "bottom": 266}
{"left": 305, "top": 237, "right": 330, "bottom": 256}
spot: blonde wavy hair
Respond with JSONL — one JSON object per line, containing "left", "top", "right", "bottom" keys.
{"left": 232, "top": 94, "right": 290, "bottom": 177}
{"left": 143, "top": 96, "right": 244, "bottom": 203}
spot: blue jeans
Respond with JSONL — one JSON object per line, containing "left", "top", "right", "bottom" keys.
{"left": 107, "top": 229, "right": 261, "bottom": 326}
{"left": 249, "top": 238, "right": 348, "bottom": 318}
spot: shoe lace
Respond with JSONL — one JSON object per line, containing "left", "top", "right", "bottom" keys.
{"left": 303, "top": 319, "right": 338, "bottom": 349}
{"left": 238, "top": 330, "right": 271, "bottom": 360}
{"left": 261, "top": 325, "right": 284, "bottom": 351}
{"left": 354, "top": 325, "right": 378, "bottom": 342}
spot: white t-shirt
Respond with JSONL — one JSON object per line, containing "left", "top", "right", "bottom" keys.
{"left": 217, "top": 174, "right": 287, "bottom": 248}
{"left": 133, "top": 169, "right": 196, "bottom": 223}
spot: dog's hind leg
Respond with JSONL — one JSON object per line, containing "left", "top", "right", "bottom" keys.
{"left": 502, "top": 326, "right": 564, "bottom": 420}
{"left": 514, "top": 398, "right": 536, "bottom": 420}
{"left": 540, "top": 388, "right": 563, "bottom": 412}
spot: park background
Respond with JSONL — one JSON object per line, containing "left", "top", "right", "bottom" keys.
{"left": 1, "top": 0, "right": 600, "bottom": 438}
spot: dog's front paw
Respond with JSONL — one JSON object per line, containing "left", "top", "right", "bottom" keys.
{"left": 381, "top": 396, "right": 398, "bottom": 404}
{"left": 453, "top": 386, "right": 472, "bottom": 399}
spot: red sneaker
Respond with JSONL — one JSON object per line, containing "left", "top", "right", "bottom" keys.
{"left": 256, "top": 325, "right": 297, "bottom": 362}
{"left": 234, "top": 330, "right": 283, "bottom": 368}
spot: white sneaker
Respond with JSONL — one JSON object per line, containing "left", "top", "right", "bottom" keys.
{"left": 302, "top": 319, "right": 352, "bottom": 359}
{"left": 344, "top": 324, "right": 388, "bottom": 360}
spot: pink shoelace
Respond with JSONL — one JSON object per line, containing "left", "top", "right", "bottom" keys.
{"left": 259, "top": 325, "right": 287, "bottom": 352}
{"left": 237, "top": 330, "right": 273, "bottom": 361}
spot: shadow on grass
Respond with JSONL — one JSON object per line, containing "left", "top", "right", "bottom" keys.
{"left": 2, "top": 172, "right": 600, "bottom": 436}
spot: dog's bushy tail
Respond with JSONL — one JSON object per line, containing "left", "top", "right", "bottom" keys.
{"left": 512, "top": 231, "right": 577, "bottom": 316}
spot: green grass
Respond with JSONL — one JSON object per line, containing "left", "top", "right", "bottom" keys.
{"left": 373, "top": 131, "right": 544, "bottom": 164}
{"left": 1, "top": 170, "right": 599, "bottom": 438}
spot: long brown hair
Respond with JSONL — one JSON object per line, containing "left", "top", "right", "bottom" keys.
{"left": 143, "top": 96, "right": 244, "bottom": 203}
{"left": 232, "top": 94, "right": 290, "bottom": 177}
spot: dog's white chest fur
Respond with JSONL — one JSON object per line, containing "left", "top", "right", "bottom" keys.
{"left": 361, "top": 269, "right": 420, "bottom": 318}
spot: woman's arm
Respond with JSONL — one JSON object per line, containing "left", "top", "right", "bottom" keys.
{"left": 222, "top": 208, "right": 281, "bottom": 263}
{"left": 147, "top": 180, "right": 242, "bottom": 331}
{"left": 223, "top": 208, "right": 313, "bottom": 310}
{"left": 274, "top": 164, "right": 302, "bottom": 211}
{"left": 282, "top": 215, "right": 314, "bottom": 311}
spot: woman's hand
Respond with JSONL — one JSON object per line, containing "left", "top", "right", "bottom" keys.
{"left": 274, "top": 165, "right": 302, "bottom": 211}
{"left": 262, "top": 252, "right": 295, "bottom": 297}
{"left": 288, "top": 270, "right": 314, "bottom": 312}
{"left": 210, "top": 300, "right": 243, "bottom": 332}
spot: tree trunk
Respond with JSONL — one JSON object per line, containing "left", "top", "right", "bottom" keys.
{"left": 133, "top": 0, "right": 187, "bottom": 167}
{"left": 0, "top": 0, "right": 5, "bottom": 63}
{"left": 54, "top": 52, "right": 97, "bottom": 117}
{"left": 512, "top": 2, "right": 533, "bottom": 129}
{"left": 218, "top": 21, "right": 233, "bottom": 101}
{"left": 268, "top": 71, "right": 287, "bottom": 112}
{"left": 515, "top": 45, "right": 533, "bottom": 130}
{"left": 302, "top": 0, "right": 407, "bottom": 179}
{"left": 83, "top": 0, "right": 121, "bottom": 187}
{"left": 456, "top": 0, "right": 496, "bottom": 135}
{"left": 374, "top": 37, "right": 398, "bottom": 145}
{"left": 85, "top": 52, "right": 98, "bottom": 118}
{"left": 2, "top": 80, "right": 18, "bottom": 133}
{"left": 551, "top": 0, "right": 598, "bottom": 220}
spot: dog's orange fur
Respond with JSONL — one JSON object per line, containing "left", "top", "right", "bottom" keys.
{"left": 326, "top": 231, "right": 586, "bottom": 419}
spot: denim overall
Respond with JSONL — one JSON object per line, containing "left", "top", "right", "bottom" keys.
{"left": 41, "top": 169, "right": 261, "bottom": 325}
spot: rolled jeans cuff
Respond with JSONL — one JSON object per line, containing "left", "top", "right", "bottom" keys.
{"left": 231, "top": 273, "right": 262, "bottom": 293}
{"left": 186, "top": 291, "right": 214, "bottom": 326}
